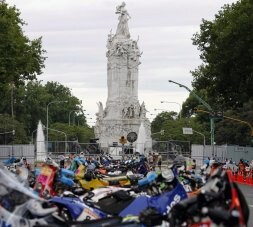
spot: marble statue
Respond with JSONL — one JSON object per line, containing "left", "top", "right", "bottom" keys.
{"left": 140, "top": 102, "right": 147, "bottom": 118}
{"left": 96, "top": 101, "right": 104, "bottom": 120}
{"left": 115, "top": 2, "right": 131, "bottom": 38}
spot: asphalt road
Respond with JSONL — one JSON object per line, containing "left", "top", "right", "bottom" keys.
{"left": 238, "top": 184, "right": 253, "bottom": 226}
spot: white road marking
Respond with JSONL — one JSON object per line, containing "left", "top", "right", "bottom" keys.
{"left": 249, "top": 205, "right": 253, "bottom": 208}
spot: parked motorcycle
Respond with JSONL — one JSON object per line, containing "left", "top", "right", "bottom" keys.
{"left": 168, "top": 167, "right": 249, "bottom": 226}
{"left": 0, "top": 165, "right": 65, "bottom": 227}
{"left": 34, "top": 158, "right": 76, "bottom": 198}
{"left": 49, "top": 167, "right": 187, "bottom": 222}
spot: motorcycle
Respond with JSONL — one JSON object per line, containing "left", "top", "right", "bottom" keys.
{"left": 168, "top": 167, "right": 249, "bottom": 226}
{"left": 49, "top": 167, "right": 187, "bottom": 222}
{"left": 34, "top": 158, "right": 76, "bottom": 198}
{"left": 178, "top": 169, "right": 206, "bottom": 196}
{"left": 0, "top": 165, "right": 65, "bottom": 227}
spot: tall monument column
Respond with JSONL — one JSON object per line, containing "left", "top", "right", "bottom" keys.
{"left": 95, "top": 2, "right": 152, "bottom": 150}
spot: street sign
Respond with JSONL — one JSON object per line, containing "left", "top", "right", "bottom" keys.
{"left": 127, "top": 132, "right": 138, "bottom": 143}
{"left": 182, "top": 127, "right": 193, "bottom": 135}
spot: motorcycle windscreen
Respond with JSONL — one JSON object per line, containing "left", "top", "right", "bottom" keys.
{"left": 148, "top": 182, "right": 188, "bottom": 214}
{"left": 0, "top": 168, "right": 39, "bottom": 200}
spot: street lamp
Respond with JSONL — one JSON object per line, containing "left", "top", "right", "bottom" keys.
{"left": 193, "top": 130, "right": 206, "bottom": 165}
{"left": 161, "top": 101, "right": 182, "bottom": 119}
{"left": 46, "top": 100, "right": 68, "bottom": 151}
{"left": 69, "top": 110, "right": 79, "bottom": 126}
{"left": 169, "top": 80, "right": 215, "bottom": 156}
{"left": 31, "top": 128, "right": 37, "bottom": 144}
{"left": 47, "top": 127, "right": 68, "bottom": 153}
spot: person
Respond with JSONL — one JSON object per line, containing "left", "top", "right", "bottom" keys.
{"left": 59, "top": 155, "right": 65, "bottom": 169}
{"left": 191, "top": 159, "right": 196, "bottom": 170}
{"left": 87, "top": 160, "right": 96, "bottom": 171}
{"left": 68, "top": 153, "right": 77, "bottom": 172}
{"left": 153, "top": 152, "right": 158, "bottom": 170}
{"left": 157, "top": 153, "right": 162, "bottom": 170}
{"left": 204, "top": 157, "right": 210, "bottom": 168}
{"left": 22, "top": 158, "right": 30, "bottom": 170}
{"left": 148, "top": 152, "right": 153, "bottom": 169}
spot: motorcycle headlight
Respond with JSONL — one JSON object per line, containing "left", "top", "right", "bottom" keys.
{"left": 43, "top": 189, "right": 51, "bottom": 199}
{"left": 36, "top": 182, "right": 42, "bottom": 191}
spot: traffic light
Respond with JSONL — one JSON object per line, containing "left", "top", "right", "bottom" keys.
{"left": 209, "top": 111, "right": 223, "bottom": 119}
{"left": 119, "top": 136, "right": 127, "bottom": 144}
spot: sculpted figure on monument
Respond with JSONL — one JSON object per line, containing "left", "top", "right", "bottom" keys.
{"left": 115, "top": 2, "right": 131, "bottom": 38}
{"left": 96, "top": 101, "right": 104, "bottom": 120}
{"left": 116, "top": 42, "right": 126, "bottom": 56}
{"left": 106, "top": 31, "right": 113, "bottom": 49}
{"left": 133, "top": 103, "right": 140, "bottom": 117}
{"left": 140, "top": 102, "right": 147, "bottom": 118}
{"left": 122, "top": 106, "right": 129, "bottom": 118}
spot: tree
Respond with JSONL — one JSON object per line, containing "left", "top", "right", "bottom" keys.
{"left": 191, "top": 0, "right": 253, "bottom": 110}
{"left": 14, "top": 81, "right": 85, "bottom": 134}
{"left": 0, "top": 1, "right": 46, "bottom": 85}
{"left": 0, "top": 81, "right": 90, "bottom": 144}
{"left": 151, "top": 111, "right": 176, "bottom": 134}
{"left": 151, "top": 111, "right": 207, "bottom": 144}
{"left": 215, "top": 100, "right": 253, "bottom": 145}
{"left": 0, "top": 114, "right": 28, "bottom": 144}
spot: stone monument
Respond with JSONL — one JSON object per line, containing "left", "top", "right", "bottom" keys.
{"left": 94, "top": 2, "right": 152, "bottom": 151}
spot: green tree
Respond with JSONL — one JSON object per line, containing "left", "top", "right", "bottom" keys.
{"left": 215, "top": 100, "right": 253, "bottom": 145}
{"left": 50, "top": 123, "right": 94, "bottom": 143}
{"left": 14, "top": 81, "right": 85, "bottom": 135}
{"left": 0, "top": 81, "right": 90, "bottom": 144}
{"left": 151, "top": 111, "right": 177, "bottom": 134}
{"left": 0, "top": 1, "right": 46, "bottom": 84}
{"left": 0, "top": 1, "right": 46, "bottom": 119}
{"left": 151, "top": 111, "right": 207, "bottom": 144}
{"left": 0, "top": 114, "right": 28, "bottom": 144}
{"left": 191, "top": 0, "right": 253, "bottom": 110}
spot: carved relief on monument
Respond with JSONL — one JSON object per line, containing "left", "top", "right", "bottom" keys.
{"left": 121, "top": 102, "right": 140, "bottom": 119}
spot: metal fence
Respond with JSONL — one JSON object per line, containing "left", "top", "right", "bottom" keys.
{"left": 191, "top": 144, "right": 253, "bottom": 166}
{"left": 0, "top": 144, "right": 34, "bottom": 163}
{"left": 1, "top": 141, "right": 253, "bottom": 166}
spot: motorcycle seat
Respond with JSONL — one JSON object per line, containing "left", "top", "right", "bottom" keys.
{"left": 94, "top": 190, "right": 134, "bottom": 215}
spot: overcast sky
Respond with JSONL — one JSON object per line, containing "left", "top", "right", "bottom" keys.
{"left": 7, "top": 0, "right": 236, "bottom": 125}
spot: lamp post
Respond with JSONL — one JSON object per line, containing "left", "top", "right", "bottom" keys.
{"left": 193, "top": 130, "right": 205, "bottom": 165}
{"left": 69, "top": 109, "right": 80, "bottom": 126}
{"left": 31, "top": 129, "right": 37, "bottom": 144}
{"left": 46, "top": 100, "right": 67, "bottom": 151}
{"left": 161, "top": 101, "right": 182, "bottom": 119}
{"left": 169, "top": 80, "right": 215, "bottom": 156}
{"left": 47, "top": 127, "right": 68, "bottom": 153}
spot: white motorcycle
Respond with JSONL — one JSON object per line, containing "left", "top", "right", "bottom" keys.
{"left": 0, "top": 165, "right": 64, "bottom": 227}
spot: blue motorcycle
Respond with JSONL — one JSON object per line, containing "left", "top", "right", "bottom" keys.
{"left": 50, "top": 168, "right": 187, "bottom": 222}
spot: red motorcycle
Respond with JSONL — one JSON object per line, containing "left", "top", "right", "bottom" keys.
{"left": 34, "top": 162, "right": 58, "bottom": 198}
